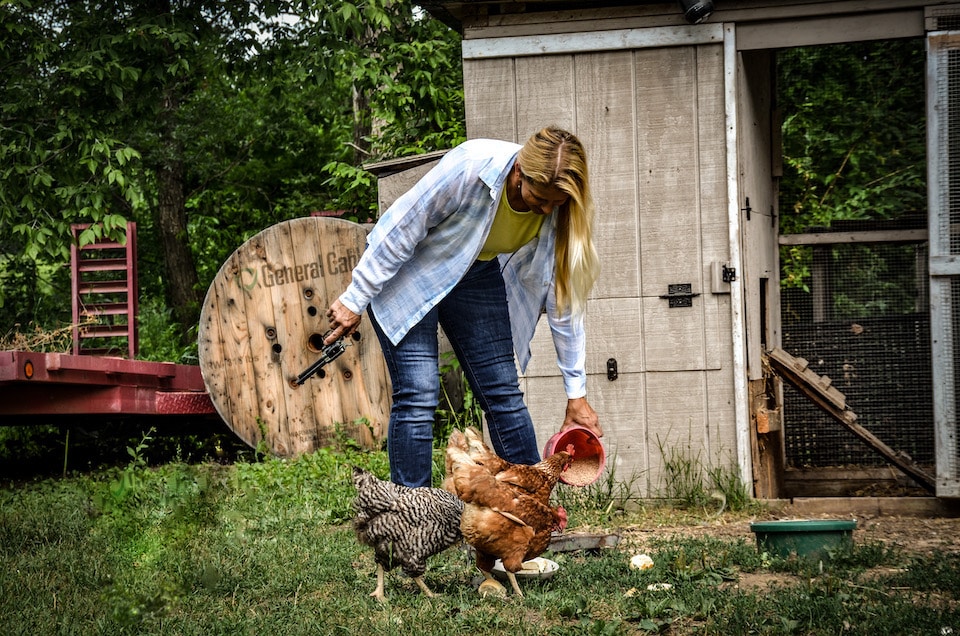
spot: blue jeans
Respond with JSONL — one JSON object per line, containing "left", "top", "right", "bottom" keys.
{"left": 369, "top": 258, "right": 541, "bottom": 487}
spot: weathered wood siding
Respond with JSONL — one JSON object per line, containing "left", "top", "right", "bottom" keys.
{"left": 464, "top": 42, "right": 736, "bottom": 496}
{"left": 424, "top": 0, "right": 959, "bottom": 498}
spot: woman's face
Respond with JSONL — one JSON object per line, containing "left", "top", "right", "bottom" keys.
{"left": 520, "top": 176, "right": 569, "bottom": 216}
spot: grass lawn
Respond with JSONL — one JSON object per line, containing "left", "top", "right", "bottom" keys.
{"left": 1, "top": 443, "right": 958, "bottom": 635}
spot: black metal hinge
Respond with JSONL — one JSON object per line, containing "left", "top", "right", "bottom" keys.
{"left": 659, "top": 283, "right": 700, "bottom": 308}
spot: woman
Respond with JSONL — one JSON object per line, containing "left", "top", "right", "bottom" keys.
{"left": 326, "top": 127, "right": 602, "bottom": 487}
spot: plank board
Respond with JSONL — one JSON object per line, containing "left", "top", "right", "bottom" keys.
{"left": 514, "top": 55, "right": 576, "bottom": 134}
{"left": 198, "top": 217, "right": 390, "bottom": 456}
{"left": 644, "top": 369, "right": 712, "bottom": 497}
{"left": 464, "top": 57, "right": 518, "bottom": 140}
{"left": 575, "top": 51, "right": 641, "bottom": 300}
{"left": 696, "top": 43, "right": 730, "bottom": 263}
{"left": 635, "top": 45, "right": 702, "bottom": 296}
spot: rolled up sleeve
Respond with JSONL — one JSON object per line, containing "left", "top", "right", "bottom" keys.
{"left": 545, "top": 283, "right": 588, "bottom": 399}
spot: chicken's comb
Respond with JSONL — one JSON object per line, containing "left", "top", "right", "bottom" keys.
{"left": 565, "top": 443, "right": 575, "bottom": 456}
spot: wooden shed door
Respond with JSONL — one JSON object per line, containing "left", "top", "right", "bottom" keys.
{"left": 463, "top": 35, "right": 737, "bottom": 496}
{"left": 928, "top": 31, "right": 960, "bottom": 498}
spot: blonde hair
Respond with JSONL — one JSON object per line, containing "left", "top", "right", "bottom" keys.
{"left": 517, "top": 127, "right": 600, "bottom": 315}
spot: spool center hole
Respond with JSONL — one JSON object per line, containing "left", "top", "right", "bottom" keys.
{"left": 307, "top": 333, "right": 326, "bottom": 352}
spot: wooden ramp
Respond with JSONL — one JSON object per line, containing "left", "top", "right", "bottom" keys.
{"left": 765, "top": 347, "right": 935, "bottom": 493}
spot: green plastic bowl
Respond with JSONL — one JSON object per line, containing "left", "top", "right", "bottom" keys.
{"left": 750, "top": 520, "right": 857, "bottom": 561}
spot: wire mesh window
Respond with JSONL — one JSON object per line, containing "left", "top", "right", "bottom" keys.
{"left": 780, "top": 242, "right": 933, "bottom": 468}
{"left": 949, "top": 46, "right": 960, "bottom": 477}
{"left": 951, "top": 277, "right": 960, "bottom": 472}
{"left": 951, "top": 48, "right": 960, "bottom": 256}
{"left": 777, "top": 39, "right": 932, "bottom": 470}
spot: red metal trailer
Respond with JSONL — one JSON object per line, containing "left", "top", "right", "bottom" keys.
{"left": 0, "top": 222, "right": 217, "bottom": 424}
{"left": 0, "top": 350, "right": 215, "bottom": 421}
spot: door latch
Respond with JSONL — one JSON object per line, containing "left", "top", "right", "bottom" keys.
{"left": 606, "top": 358, "right": 618, "bottom": 381}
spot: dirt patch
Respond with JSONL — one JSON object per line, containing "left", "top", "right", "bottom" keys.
{"left": 732, "top": 570, "right": 802, "bottom": 592}
{"left": 616, "top": 504, "right": 960, "bottom": 556}
{"left": 610, "top": 508, "right": 960, "bottom": 591}
{"left": 854, "top": 515, "right": 960, "bottom": 554}
{"left": 619, "top": 514, "right": 960, "bottom": 556}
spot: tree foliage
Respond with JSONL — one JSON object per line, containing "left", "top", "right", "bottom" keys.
{"left": 1, "top": 0, "right": 465, "bottom": 356}
{"left": 777, "top": 39, "right": 926, "bottom": 295}
{"left": 778, "top": 38, "right": 926, "bottom": 234}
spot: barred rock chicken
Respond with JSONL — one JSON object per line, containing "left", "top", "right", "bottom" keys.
{"left": 444, "top": 427, "right": 573, "bottom": 597}
{"left": 351, "top": 466, "right": 464, "bottom": 601}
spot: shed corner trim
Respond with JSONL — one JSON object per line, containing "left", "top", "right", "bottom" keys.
{"left": 462, "top": 23, "right": 725, "bottom": 60}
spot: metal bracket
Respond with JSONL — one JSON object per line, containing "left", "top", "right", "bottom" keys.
{"left": 659, "top": 283, "right": 700, "bottom": 308}
{"left": 606, "top": 358, "right": 618, "bottom": 381}
{"left": 722, "top": 265, "right": 737, "bottom": 283}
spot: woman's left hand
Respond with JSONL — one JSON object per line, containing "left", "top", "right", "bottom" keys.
{"left": 561, "top": 396, "right": 602, "bottom": 437}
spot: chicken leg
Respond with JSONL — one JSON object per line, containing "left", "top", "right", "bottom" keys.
{"left": 504, "top": 570, "right": 524, "bottom": 597}
{"left": 412, "top": 576, "right": 437, "bottom": 598}
{"left": 370, "top": 564, "right": 438, "bottom": 602}
{"left": 370, "top": 564, "right": 387, "bottom": 602}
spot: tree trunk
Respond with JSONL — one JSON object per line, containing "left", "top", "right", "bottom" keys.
{"left": 157, "top": 89, "right": 202, "bottom": 345}
{"left": 350, "top": 21, "right": 377, "bottom": 164}
{"left": 157, "top": 161, "right": 201, "bottom": 337}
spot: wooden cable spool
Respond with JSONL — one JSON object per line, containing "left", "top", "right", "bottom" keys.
{"left": 198, "top": 217, "right": 390, "bottom": 457}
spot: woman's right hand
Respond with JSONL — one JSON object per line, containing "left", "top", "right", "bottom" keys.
{"left": 325, "top": 299, "right": 361, "bottom": 344}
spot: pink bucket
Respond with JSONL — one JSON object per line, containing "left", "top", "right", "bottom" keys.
{"left": 544, "top": 426, "right": 606, "bottom": 486}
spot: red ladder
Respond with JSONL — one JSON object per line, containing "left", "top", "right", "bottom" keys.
{"left": 71, "top": 223, "right": 139, "bottom": 358}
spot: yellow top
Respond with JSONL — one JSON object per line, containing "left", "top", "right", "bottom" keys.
{"left": 478, "top": 189, "right": 546, "bottom": 261}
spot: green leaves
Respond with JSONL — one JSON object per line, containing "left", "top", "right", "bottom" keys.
{"left": 2, "top": 0, "right": 466, "bottom": 352}
{"left": 778, "top": 40, "right": 925, "bottom": 234}
{"left": 778, "top": 40, "right": 925, "bottom": 290}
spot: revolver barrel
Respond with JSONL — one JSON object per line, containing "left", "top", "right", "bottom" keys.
{"left": 294, "top": 334, "right": 347, "bottom": 385}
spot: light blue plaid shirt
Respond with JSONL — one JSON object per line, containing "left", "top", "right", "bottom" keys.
{"left": 339, "top": 138, "right": 587, "bottom": 398}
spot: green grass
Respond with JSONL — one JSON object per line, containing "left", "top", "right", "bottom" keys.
{"left": 1, "top": 447, "right": 958, "bottom": 635}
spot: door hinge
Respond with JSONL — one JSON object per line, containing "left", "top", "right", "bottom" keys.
{"left": 659, "top": 283, "right": 700, "bottom": 308}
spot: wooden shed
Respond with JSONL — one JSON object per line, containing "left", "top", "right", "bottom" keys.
{"left": 395, "top": 0, "right": 960, "bottom": 501}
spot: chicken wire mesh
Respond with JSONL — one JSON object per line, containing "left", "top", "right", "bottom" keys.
{"left": 932, "top": 42, "right": 960, "bottom": 482}
{"left": 777, "top": 39, "right": 932, "bottom": 471}
{"left": 780, "top": 239, "right": 933, "bottom": 469}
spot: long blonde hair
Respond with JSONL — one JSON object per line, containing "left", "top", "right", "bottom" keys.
{"left": 517, "top": 126, "right": 600, "bottom": 315}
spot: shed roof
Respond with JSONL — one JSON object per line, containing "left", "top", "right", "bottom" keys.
{"left": 422, "top": 0, "right": 954, "bottom": 34}
{"left": 421, "top": 0, "right": 664, "bottom": 31}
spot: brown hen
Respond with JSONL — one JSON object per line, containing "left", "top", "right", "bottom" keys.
{"left": 444, "top": 427, "right": 572, "bottom": 597}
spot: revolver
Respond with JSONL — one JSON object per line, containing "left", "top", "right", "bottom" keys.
{"left": 294, "top": 331, "right": 359, "bottom": 386}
